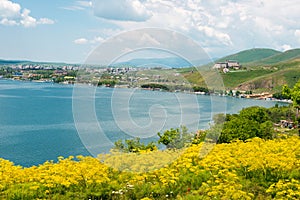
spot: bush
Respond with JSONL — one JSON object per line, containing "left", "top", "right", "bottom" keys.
{"left": 157, "top": 126, "right": 194, "bottom": 149}
{"left": 113, "top": 138, "right": 157, "bottom": 153}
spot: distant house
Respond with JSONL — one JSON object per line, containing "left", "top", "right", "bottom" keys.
{"left": 213, "top": 60, "right": 241, "bottom": 70}
{"left": 213, "top": 62, "right": 228, "bottom": 69}
{"left": 227, "top": 60, "right": 240, "bottom": 69}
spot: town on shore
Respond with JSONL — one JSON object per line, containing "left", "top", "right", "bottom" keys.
{"left": 0, "top": 61, "right": 292, "bottom": 103}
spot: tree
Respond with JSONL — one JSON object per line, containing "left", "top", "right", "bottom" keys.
{"left": 217, "top": 106, "right": 275, "bottom": 143}
{"left": 213, "top": 113, "right": 226, "bottom": 125}
{"left": 158, "top": 126, "right": 193, "bottom": 149}
{"left": 192, "top": 86, "right": 209, "bottom": 93}
{"left": 239, "top": 106, "right": 270, "bottom": 124}
{"left": 290, "top": 81, "right": 300, "bottom": 108}
{"left": 113, "top": 138, "right": 157, "bottom": 153}
{"left": 282, "top": 80, "right": 300, "bottom": 134}
{"left": 267, "top": 106, "right": 295, "bottom": 123}
{"left": 282, "top": 84, "right": 292, "bottom": 99}
{"left": 218, "top": 117, "right": 260, "bottom": 143}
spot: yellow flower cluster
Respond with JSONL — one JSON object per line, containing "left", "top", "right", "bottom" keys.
{"left": 0, "top": 156, "right": 110, "bottom": 199}
{"left": 0, "top": 136, "right": 299, "bottom": 199}
{"left": 267, "top": 179, "right": 300, "bottom": 199}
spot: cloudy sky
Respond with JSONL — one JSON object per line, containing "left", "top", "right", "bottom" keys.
{"left": 0, "top": 0, "right": 299, "bottom": 63}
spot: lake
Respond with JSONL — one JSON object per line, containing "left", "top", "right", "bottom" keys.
{"left": 0, "top": 79, "right": 286, "bottom": 166}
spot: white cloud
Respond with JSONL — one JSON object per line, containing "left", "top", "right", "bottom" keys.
{"left": 77, "top": 0, "right": 299, "bottom": 58}
{"left": 295, "top": 30, "right": 300, "bottom": 43}
{"left": 281, "top": 44, "right": 292, "bottom": 52}
{"left": 198, "top": 25, "right": 232, "bottom": 46}
{"left": 38, "top": 18, "right": 55, "bottom": 25}
{"left": 92, "top": 0, "right": 152, "bottom": 21}
{"left": 0, "top": 0, "right": 20, "bottom": 18}
{"left": 0, "top": 0, "right": 54, "bottom": 27}
{"left": 91, "top": 36, "right": 104, "bottom": 43}
{"left": 20, "top": 8, "right": 36, "bottom": 27}
{"left": 74, "top": 36, "right": 105, "bottom": 45}
{"left": 74, "top": 38, "right": 89, "bottom": 45}
{"left": 0, "top": 18, "right": 18, "bottom": 26}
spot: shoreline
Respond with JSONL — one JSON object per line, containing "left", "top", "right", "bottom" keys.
{"left": 0, "top": 77, "right": 292, "bottom": 104}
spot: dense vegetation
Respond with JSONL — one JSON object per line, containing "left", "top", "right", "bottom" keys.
{"left": 141, "top": 83, "right": 170, "bottom": 91}
{"left": 1, "top": 136, "right": 299, "bottom": 199}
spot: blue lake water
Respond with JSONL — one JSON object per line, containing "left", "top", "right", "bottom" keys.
{"left": 0, "top": 79, "right": 286, "bottom": 166}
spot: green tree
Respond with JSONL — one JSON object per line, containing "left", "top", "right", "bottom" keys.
{"left": 158, "top": 126, "right": 193, "bottom": 149}
{"left": 282, "top": 84, "right": 292, "bottom": 99}
{"left": 267, "top": 106, "right": 295, "bottom": 123}
{"left": 218, "top": 117, "right": 260, "bottom": 143}
{"left": 113, "top": 138, "right": 157, "bottom": 153}
{"left": 259, "top": 120, "right": 274, "bottom": 139}
{"left": 218, "top": 106, "right": 274, "bottom": 143}
{"left": 282, "top": 80, "right": 300, "bottom": 134}
{"left": 239, "top": 106, "right": 270, "bottom": 124}
{"left": 213, "top": 113, "right": 226, "bottom": 125}
{"left": 290, "top": 81, "right": 300, "bottom": 108}
{"left": 192, "top": 86, "right": 209, "bottom": 93}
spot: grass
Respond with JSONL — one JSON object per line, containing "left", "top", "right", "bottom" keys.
{"left": 221, "top": 69, "right": 275, "bottom": 88}
{"left": 216, "top": 48, "right": 281, "bottom": 64}
{"left": 251, "top": 49, "right": 300, "bottom": 65}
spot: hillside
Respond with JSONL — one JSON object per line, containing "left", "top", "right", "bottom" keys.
{"left": 214, "top": 48, "right": 281, "bottom": 64}
{"left": 181, "top": 48, "right": 300, "bottom": 92}
{"left": 249, "top": 48, "right": 300, "bottom": 66}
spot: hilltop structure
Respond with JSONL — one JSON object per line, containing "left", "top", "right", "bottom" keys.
{"left": 213, "top": 60, "right": 241, "bottom": 70}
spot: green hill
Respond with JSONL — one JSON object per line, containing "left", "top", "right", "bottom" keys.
{"left": 180, "top": 48, "right": 300, "bottom": 93}
{"left": 249, "top": 48, "right": 300, "bottom": 66}
{"left": 215, "top": 48, "right": 281, "bottom": 64}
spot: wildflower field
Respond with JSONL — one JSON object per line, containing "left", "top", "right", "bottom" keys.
{"left": 1, "top": 136, "right": 299, "bottom": 199}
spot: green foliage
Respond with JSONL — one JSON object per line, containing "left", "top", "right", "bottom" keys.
{"left": 290, "top": 80, "right": 300, "bottom": 107}
{"left": 259, "top": 120, "right": 274, "bottom": 139}
{"left": 53, "top": 77, "right": 64, "bottom": 83}
{"left": 141, "top": 83, "right": 169, "bottom": 91}
{"left": 192, "top": 86, "right": 209, "bottom": 93}
{"left": 113, "top": 138, "right": 157, "bottom": 153}
{"left": 213, "top": 113, "right": 226, "bottom": 125}
{"left": 267, "top": 106, "right": 295, "bottom": 123}
{"left": 218, "top": 118, "right": 260, "bottom": 143}
{"left": 239, "top": 106, "right": 270, "bottom": 124}
{"left": 217, "top": 106, "right": 278, "bottom": 143}
{"left": 192, "top": 130, "right": 207, "bottom": 144}
{"left": 98, "top": 80, "right": 116, "bottom": 87}
{"left": 158, "top": 126, "right": 194, "bottom": 149}
{"left": 282, "top": 84, "right": 292, "bottom": 99}
{"left": 273, "top": 91, "right": 291, "bottom": 100}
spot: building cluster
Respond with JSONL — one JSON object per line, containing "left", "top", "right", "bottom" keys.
{"left": 213, "top": 60, "right": 241, "bottom": 73}
{"left": 8, "top": 64, "right": 80, "bottom": 71}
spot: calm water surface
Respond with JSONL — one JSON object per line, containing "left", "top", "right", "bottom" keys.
{"left": 0, "top": 79, "right": 286, "bottom": 166}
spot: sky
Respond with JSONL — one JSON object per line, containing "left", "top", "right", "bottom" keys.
{"left": 0, "top": 0, "right": 299, "bottom": 64}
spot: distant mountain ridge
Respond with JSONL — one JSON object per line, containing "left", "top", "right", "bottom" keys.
{"left": 1, "top": 48, "right": 300, "bottom": 68}
{"left": 0, "top": 59, "right": 71, "bottom": 66}
{"left": 113, "top": 57, "right": 215, "bottom": 68}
